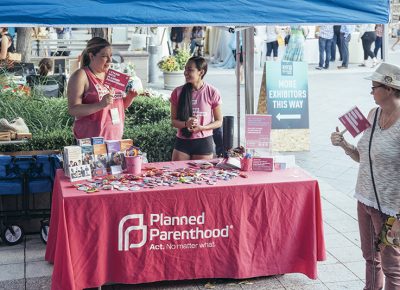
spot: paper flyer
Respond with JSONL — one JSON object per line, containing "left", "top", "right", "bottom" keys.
{"left": 252, "top": 157, "right": 274, "bottom": 172}
{"left": 339, "top": 106, "right": 370, "bottom": 137}
{"left": 245, "top": 115, "right": 272, "bottom": 149}
{"left": 104, "top": 69, "right": 130, "bottom": 92}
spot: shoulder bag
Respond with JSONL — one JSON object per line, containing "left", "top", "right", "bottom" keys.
{"left": 368, "top": 107, "right": 400, "bottom": 247}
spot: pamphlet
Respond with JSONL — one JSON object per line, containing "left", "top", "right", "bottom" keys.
{"left": 245, "top": 114, "right": 272, "bottom": 149}
{"left": 252, "top": 157, "right": 274, "bottom": 172}
{"left": 105, "top": 140, "right": 123, "bottom": 167}
{"left": 63, "top": 146, "right": 82, "bottom": 177}
{"left": 274, "top": 155, "right": 296, "bottom": 170}
{"left": 93, "top": 144, "right": 108, "bottom": 175}
{"left": 91, "top": 136, "right": 104, "bottom": 145}
{"left": 104, "top": 69, "right": 130, "bottom": 93}
{"left": 77, "top": 138, "right": 91, "bottom": 146}
{"left": 69, "top": 164, "right": 92, "bottom": 182}
{"left": 339, "top": 106, "right": 370, "bottom": 137}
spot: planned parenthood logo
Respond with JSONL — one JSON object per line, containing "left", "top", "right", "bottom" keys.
{"left": 118, "top": 214, "right": 147, "bottom": 251}
{"left": 118, "top": 212, "right": 231, "bottom": 252}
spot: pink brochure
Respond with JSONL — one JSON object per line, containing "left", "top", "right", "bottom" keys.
{"left": 252, "top": 157, "right": 274, "bottom": 172}
{"left": 339, "top": 106, "right": 371, "bottom": 137}
{"left": 104, "top": 69, "right": 130, "bottom": 92}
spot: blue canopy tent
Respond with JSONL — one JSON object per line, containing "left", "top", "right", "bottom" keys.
{"left": 0, "top": 0, "right": 391, "bottom": 144}
{"left": 0, "top": 0, "right": 390, "bottom": 26}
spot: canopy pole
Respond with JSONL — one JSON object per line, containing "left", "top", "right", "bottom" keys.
{"left": 236, "top": 30, "right": 241, "bottom": 147}
{"left": 244, "top": 27, "right": 254, "bottom": 115}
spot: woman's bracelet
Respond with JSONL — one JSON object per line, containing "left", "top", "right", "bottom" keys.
{"left": 344, "top": 144, "right": 357, "bottom": 156}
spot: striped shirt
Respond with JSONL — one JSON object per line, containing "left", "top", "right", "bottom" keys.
{"left": 319, "top": 25, "right": 334, "bottom": 40}
{"left": 355, "top": 108, "right": 400, "bottom": 216}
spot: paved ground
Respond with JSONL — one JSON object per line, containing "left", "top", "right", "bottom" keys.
{"left": 1, "top": 46, "right": 400, "bottom": 290}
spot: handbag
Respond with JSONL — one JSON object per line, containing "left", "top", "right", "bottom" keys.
{"left": 368, "top": 108, "right": 400, "bottom": 247}
{"left": 0, "top": 117, "right": 30, "bottom": 134}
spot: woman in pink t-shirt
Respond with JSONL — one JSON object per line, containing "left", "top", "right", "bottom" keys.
{"left": 68, "top": 37, "right": 138, "bottom": 140}
{"left": 170, "top": 56, "right": 223, "bottom": 161}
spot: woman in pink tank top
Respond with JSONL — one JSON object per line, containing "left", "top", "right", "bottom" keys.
{"left": 67, "top": 37, "right": 138, "bottom": 140}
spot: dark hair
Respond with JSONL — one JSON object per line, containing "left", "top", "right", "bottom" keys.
{"left": 38, "top": 58, "right": 52, "bottom": 76}
{"left": 81, "top": 37, "right": 111, "bottom": 67}
{"left": 177, "top": 56, "right": 208, "bottom": 137}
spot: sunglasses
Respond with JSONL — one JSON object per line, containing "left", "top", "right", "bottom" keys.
{"left": 371, "top": 85, "right": 384, "bottom": 91}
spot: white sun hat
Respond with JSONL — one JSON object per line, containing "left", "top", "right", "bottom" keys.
{"left": 365, "top": 62, "right": 400, "bottom": 90}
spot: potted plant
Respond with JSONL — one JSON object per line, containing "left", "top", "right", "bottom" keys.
{"left": 158, "top": 48, "right": 191, "bottom": 90}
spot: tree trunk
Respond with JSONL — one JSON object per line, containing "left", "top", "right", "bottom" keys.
{"left": 16, "top": 27, "right": 32, "bottom": 62}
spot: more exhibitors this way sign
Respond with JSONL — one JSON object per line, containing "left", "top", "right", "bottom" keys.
{"left": 265, "top": 61, "right": 309, "bottom": 130}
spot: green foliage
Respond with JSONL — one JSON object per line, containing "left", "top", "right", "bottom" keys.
{"left": 0, "top": 94, "right": 73, "bottom": 133}
{"left": 0, "top": 128, "right": 74, "bottom": 152}
{"left": 125, "top": 96, "right": 170, "bottom": 126}
{"left": 157, "top": 48, "right": 191, "bottom": 72}
{"left": 123, "top": 119, "right": 176, "bottom": 162}
{"left": 0, "top": 90, "right": 175, "bottom": 162}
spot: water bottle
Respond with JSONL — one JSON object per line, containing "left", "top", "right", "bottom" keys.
{"left": 141, "top": 152, "right": 148, "bottom": 163}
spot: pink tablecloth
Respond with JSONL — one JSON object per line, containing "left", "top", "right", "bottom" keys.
{"left": 45, "top": 162, "right": 326, "bottom": 290}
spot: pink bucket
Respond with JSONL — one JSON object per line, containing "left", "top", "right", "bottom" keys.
{"left": 125, "top": 156, "right": 142, "bottom": 175}
{"left": 240, "top": 158, "right": 253, "bottom": 172}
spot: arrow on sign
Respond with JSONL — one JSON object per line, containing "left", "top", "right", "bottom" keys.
{"left": 276, "top": 113, "right": 301, "bottom": 121}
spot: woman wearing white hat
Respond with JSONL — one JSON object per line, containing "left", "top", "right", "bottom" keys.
{"left": 331, "top": 62, "right": 400, "bottom": 289}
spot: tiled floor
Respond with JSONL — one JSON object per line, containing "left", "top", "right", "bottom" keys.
{"left": 2, "top": 47, "right": 399, "bottom": 290}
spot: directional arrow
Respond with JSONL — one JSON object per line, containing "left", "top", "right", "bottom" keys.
{"left": 276, "top": 113, "right": 301, "bottom": 121}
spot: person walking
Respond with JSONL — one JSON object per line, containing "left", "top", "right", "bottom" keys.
{"left": 315, "top": 25, "right": 333, "bottom": 70}
{"left": 358, "top": 24, "right": 378, "bottom": 68}
{"left": 374, "top": 24, "right": 384, "bottom": 60}
{"left": 331, "top": 25, "right": 342, "bottom": 62}
{"left": 331, "top": 62, "right": 400, "bottom": 290}
{"left": 391, "top": 21, "right": 400, "bottom": 51}
{"left": 338, "top": 25, "right": 355, "bottom": 69}
{"left": 265, "top": 26, "right": 279, "bottom": 61}
{"left": 283, "top": 25, "right": 309, "bottom": 62}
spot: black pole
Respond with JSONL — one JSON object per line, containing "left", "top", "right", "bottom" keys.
{"left": 223, "top": 116, "right": 234, "bottom": 156}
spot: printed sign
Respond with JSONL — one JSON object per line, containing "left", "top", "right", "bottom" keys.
{"left": 252, "top": 157, "right": 274, "bottom": 172}
{"left": 338, "top": 106, "right": 371, "bottom": 137}
{"left": 118, "top": 212, "right": 232, "bottom": 252}
{"left": 245, "top": 115, "right": 272, "bottom": 149}
{"left": 104, "top": 69, "right": 130, "bottom": 92}
{"left": 266, "top": 61, "right": 309, "bottom": 129}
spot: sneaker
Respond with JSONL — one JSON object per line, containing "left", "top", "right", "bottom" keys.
{"left": 324, "top": 66, "right": 329, "bottom": 70}
{"left": 337, "top": 66, "right": 348, "bottom": 69}
{"left": 358, "top": 63, "right": 366, "bottom": 67}
{"left": 315, "top": 67, "right": 323, "bottom": 70}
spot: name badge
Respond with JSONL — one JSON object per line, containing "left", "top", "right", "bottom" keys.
{"left": 110, "top": 108, "right": 121, "bottom": 125}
